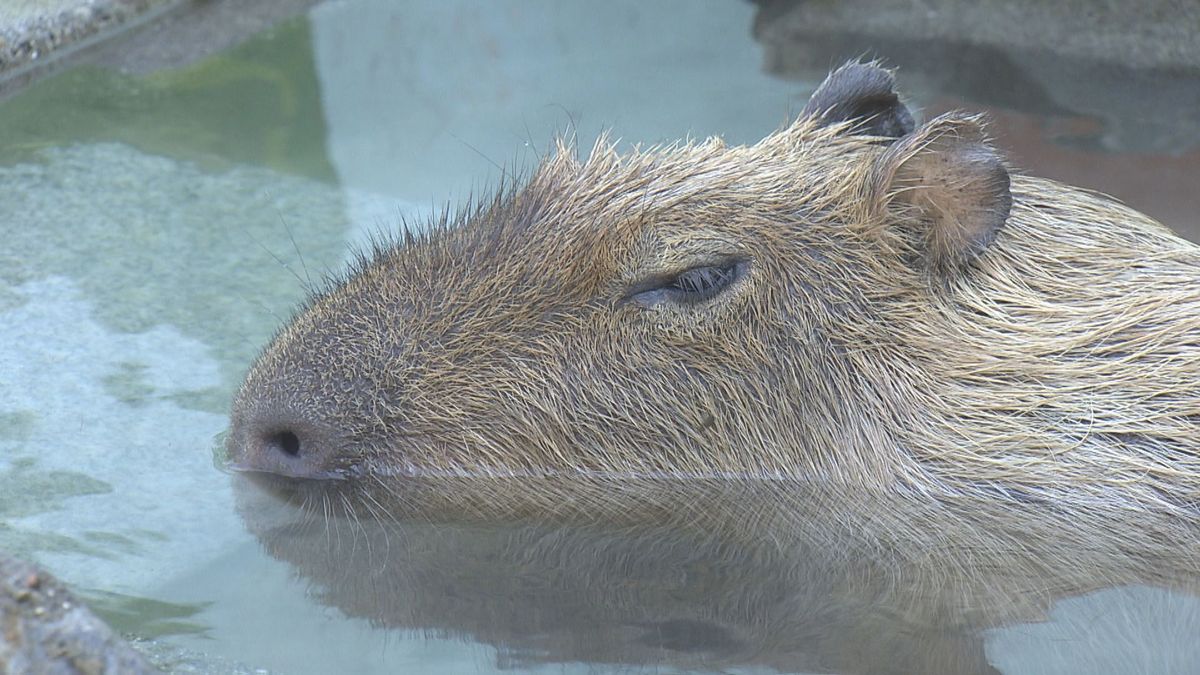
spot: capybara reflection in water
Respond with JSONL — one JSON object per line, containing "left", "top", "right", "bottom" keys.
{"left": 227, "top": 61, "right": 1200, "bottom": 528}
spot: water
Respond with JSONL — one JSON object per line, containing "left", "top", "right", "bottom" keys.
{"left": 1, "top": 1, "right": 1198, "bottom": 673}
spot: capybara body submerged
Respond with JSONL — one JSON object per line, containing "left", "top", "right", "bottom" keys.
{"left": 227, "top": 62, "right": 1200, "bottom": 529}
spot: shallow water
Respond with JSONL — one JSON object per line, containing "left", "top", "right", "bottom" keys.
{"left": 1, "top": 1, "right": 1198, "bottom": 673}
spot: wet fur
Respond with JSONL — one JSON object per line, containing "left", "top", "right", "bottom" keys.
{"left": 227, "top": 66, "right": 1200, "bottom": 672}
{"left": 231, "top": 64, "right": 1200, "bottom": 550}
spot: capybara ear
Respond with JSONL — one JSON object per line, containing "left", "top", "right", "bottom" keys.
{"left": 869, "top": 113, "right": 1012, "bottom": 270}
{"left": 801, "top": 61, "right": 915, "bottom": 138}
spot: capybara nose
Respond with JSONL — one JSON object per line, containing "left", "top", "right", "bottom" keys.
{"left": 226, "top": 411, "right": 345, "bottom": 480}
{"left": 260, "top": 428, "right": 302, "bottom": 461}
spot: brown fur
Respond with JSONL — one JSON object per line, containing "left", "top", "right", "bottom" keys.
{"left": 228, "top": 62, "right": 1200, "bottom": 549}
{"left": 226, "top": 62, "right": 1200, "bottom": 672}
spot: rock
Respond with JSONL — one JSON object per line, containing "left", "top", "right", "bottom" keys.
{"left": 0, "top": 554, "right": 158, "bottom": 674}
{"left": 0, "top": 1, "right": 169, "bottom": 76}
{"left": 752, "top": 0, "right": 1200, "bottom": 154}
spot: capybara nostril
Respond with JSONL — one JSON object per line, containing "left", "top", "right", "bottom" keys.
{"left": 266, "top": 430, "right": 302, "bottom": 458}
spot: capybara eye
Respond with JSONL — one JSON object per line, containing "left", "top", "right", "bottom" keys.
{"left": 672, "top": 265, "right": 736, "bottom": 299}
{"left": 631, "top": 260, "right": 748, "bottom": 307}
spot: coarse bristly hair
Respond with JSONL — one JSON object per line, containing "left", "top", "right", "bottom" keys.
{"left": 227, "top": 62, "right": 1200, "bottom": 551}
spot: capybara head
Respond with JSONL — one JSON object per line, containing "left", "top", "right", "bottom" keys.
{"left": 227, "top": 62, "right": 1200, "bottom": 522}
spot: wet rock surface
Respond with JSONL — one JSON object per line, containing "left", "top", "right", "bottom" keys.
{"left": 0, "top": 1, "right": 171, "bottom": 75}
{"left": 0, "top": 0, "right": 319, "bottom": 101}
{"left": 0, "top": 553, "right": 158, "bottom": 674}
{"left": 753, "top": 0, "right": 1200, "bottom": 72}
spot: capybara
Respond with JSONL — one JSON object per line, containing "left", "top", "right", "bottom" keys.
{"left": 226, "top": 60, "right": 1200, "bottom": 534}
{"left": 226, "top": 60, "right": 1200, "bottom": 674}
